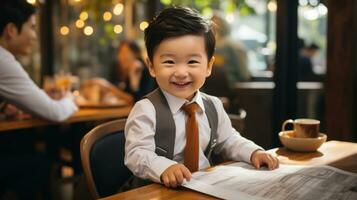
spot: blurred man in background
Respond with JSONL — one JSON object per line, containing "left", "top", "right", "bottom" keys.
{"left": 0, "top": 0, "right": 77, "bottom": 198}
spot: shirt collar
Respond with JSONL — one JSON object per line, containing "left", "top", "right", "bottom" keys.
{"left": 0, "top": 46, "right": 15, "bottom": 60}
{"left": 160, "top": 89, "right": 205, "bottom": 114}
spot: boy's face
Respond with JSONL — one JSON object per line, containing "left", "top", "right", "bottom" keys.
{"left": 148, "top": 35, "right": 214, "bottom": 101}
{"left": 7, "top": 14, "right": 37, "bottom": 56}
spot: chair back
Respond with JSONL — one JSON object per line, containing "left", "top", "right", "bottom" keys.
{"left": 80, "top": 119, "right": 132, "bottom": 199}
{"left": 229, "top": 108, "right": 247, "bottom": 133}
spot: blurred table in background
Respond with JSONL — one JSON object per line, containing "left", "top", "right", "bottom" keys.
{"left": 0, "top": 106, "right": 132, "bottom": 132}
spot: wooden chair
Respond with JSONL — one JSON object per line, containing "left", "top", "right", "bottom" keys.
{"left": 80, "top": 118, "right": 132, "bottom": 199}
{"left": 211, "top": 111, "right": 247, "bottom": 165}
{"left": 228, "top": 108, "right": 247, "bottom": 133}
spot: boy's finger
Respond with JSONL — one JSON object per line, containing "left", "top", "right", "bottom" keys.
{"left": 181, "top": 166, "right": 192, "bottom": 181}
{"left": 252, "top": 157, "right": 260, "bottom": 169}
{"left": 169, "top": 173, "right": 177, "bottom": 188}
{"left": 174, "top": 170, "right": 184, "bottom": 184}
{"left": 266, "top": 155, "right": 275, "bottom": 170}
{"left": 274, "top": 157, "right": 280, "bottom": 169}
{"left": 162, "top": 174, "right": 170, "bottom": 187}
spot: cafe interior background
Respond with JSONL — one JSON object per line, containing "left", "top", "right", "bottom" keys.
{"left": 2, "top": 0, "right": 356, "bottom": 199}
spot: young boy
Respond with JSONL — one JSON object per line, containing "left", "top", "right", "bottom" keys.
{"left": 124, "top": 7, "right": 279, "bottom": 189}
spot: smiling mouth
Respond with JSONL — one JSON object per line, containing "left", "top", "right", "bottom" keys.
{"left": 171, "top": 82, "right": 192, "bottom": 88}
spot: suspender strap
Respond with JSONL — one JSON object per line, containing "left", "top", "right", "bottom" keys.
{"left": 145, "top": 88, "right": 176, "bottom": 159}
{"left": 201, "top": 93, "right": 218, "bottom": 160}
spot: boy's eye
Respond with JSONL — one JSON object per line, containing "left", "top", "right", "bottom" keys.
{"left": 188, "top": 60, "right": 200, "bottom": 64}
{"left": 162, "top": 60, "right": 175, "bottom": 64}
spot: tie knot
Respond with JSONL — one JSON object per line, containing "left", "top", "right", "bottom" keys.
{"left": 182, "top": 102, "right": 199, "bottom": 115}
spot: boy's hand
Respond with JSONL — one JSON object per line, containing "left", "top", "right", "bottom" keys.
{"left": 250, "top": 150, "right": 279, "bottom": 170}
{"left": 160, "top": 164, "right": 192, "bottom": 188}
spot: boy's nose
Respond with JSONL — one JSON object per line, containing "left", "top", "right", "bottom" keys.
{"left": 173, "top": 66, "right": 189, "bottom": 78}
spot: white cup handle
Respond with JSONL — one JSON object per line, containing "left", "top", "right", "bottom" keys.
{"left": 282, "top": 119, "right": 294, "bottom": 132}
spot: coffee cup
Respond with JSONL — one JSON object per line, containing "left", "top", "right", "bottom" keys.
{"left": 282, "top": 119, "right": 320, "bottom": 138}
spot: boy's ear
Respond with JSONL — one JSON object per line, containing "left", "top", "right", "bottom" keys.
{"left": 206, "top": 56, "right": 215, "bottom": 77}
{"left": 146, "top": 58, "right": 156, "bottom": 78}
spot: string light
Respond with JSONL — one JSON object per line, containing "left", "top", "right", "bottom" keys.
{"left": 309, "top": 0, "right": 319, "bottom": 6}
{"left": 75, "top": 19, "right": 85, "bottom": 28}
{"left": 317, "top": 3, "right": 328, "bottom": 16}
{"left": 225, "top": 13, "right": 235, "bottom": 23}
{"left": 113, "top": 3, "right": 124, "bottom": 15}
{"left": 27, "top": 0, "right": 36, "bottom": 4}
{"left": 139, "top": 21, "right": 149, "bottom": 31}
{"left": 84, "top": 26, "right": 94, "bottom": 35}
{"left": 299, "top": 0, "right": 308, "bottom": 6}
{"left": 80, "top": 11, "right": 89, "bottom": 21}
{"left": 114, "top": 25, "right": 123, "bottom": 34}
{"left": 60, "top": 26, "right": 70, "bottom": 35}
{"left": 267, "top": 1, "right": 277, "bottom": 12}
{"left": 103, "top": 11, "right": 112, "bottom": 21}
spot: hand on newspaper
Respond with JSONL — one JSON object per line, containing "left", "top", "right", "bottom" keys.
{"left": 250, "top": 150, "right": 279, "bottom": 170}
{"left": 160, "top": 164, "right": 192, "bottom": 188}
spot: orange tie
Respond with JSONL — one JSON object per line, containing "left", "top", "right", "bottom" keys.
{"left": 182, "top": 102, "right": 199, "bottom": 172}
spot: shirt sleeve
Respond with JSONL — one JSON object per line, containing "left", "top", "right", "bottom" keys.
{"left": 0, "top": 59, "right": 78, "bottom": 122}
{"left": 211, "top": 96, "right": 263, "bottom": 163}
{"left": 124, "top": 99, "right": 177, "bottom": 183}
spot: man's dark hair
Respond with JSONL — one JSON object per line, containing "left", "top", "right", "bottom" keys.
{"left": 144, "top": 7, "right": 216, "bottom": 61}
{"left": 0, "top": 0, "right": 36, "bottom": 36}
{"left": 308, "top": 43, "right": 319, "bottom": 50}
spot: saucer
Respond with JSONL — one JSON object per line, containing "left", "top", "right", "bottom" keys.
{"left": 279, "top": 130, "right": 327, "bottom": 152}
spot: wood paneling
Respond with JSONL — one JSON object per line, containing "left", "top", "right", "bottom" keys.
{"left": 326, "top": 0, "right": 357, "bottom": 141}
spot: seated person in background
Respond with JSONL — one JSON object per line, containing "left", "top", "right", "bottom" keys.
{"left": 211, "top": 12, "right": 250, "bottom": 85}
{"left": 0, "top": 0, "right": 72, "bottom": 199}
{"left": 110, "top": 40, "right": 156, "bottom": 102}
{"left": 298, "top": 39, "right": 323, "bottom": 82}
{"left": 203, "top": 13, "right": 250, "bottom": 112}
{"left": 0, "top": 1, "right": 77, "bottom": 122}
{"left": 124, "top": 7, "right": 279, "bottom": 190}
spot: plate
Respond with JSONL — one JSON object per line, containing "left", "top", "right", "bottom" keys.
{"left": 279, "top": 130, "right": 327, "bottom": 152}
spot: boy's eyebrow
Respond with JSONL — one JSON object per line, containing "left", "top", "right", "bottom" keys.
{"left": 160, "top": 53, "right": 176, "bottom": 58}
{"left": 187, "top": 53, "right": 203, "bottom": 58}
{"left": 159, "top": 53, "right": 203, "bottom": 58}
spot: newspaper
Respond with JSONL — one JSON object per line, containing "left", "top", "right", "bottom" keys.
{"left": 182, "top": 162, "right": 357, "bottom": 200}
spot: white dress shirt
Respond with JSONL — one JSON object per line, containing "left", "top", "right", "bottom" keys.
{"left": 0, "top": 46, "right": 78, "bottom": 122}
{"left": 125, "top": 89, "right": 262, "bottom": 183}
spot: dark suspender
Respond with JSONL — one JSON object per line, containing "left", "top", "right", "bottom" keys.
{"left": 201, "top": 93, "right": 218, "bottom": 161}
{"left": 146, "top": 89, "right": 176, "bottom": 159}
{"left": 145, "top": 88, "right": 218, "bottom": 163}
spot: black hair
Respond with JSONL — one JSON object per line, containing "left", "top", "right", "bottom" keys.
{"left": 298, "top": 38, "right": 306, "bottom": 50}
{"left": 0, "top": 0, "right": 36, "bottom": 36}
{"left": 144, "top": 6, "right": 216, "bottom": 61}
{"left": 308, "top": 43, "right": 319, "bottom": 50}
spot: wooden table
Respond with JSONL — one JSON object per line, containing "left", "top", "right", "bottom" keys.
{"left": 101, "top": 140, "right": 357, "bottom": 200}
{"left": 0, "top": 106, "right": 132, "bottom": 132}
